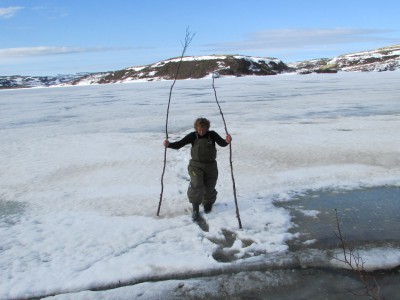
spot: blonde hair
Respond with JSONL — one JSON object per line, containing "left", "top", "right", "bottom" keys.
{"left": 194, "top": 117, "right": 210, "bottom": 130}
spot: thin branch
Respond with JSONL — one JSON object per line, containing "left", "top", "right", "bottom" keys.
{"left": 212, "top": 73, "right": 242, "bottom": 229}
{"left": 157, "top": 27, "right": 195, "bottom": 217}
{"left": 333, "top": 209, "right": 382, "bottom": 300}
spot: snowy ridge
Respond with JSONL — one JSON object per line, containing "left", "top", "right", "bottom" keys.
{"left": 1, "top": 44, "right": 399, "bottom": 89}
{"left": 289, "top": 44, "right": 400, "bottom": 74}
{"left": 70, "top": 54, "right": 288, "bottom": 85}
{"left": 0, "top": 73, "right": 88, "bottom": 89}
{"left": 159, "top": 54, "right": 281, "bottom": 64}
{"left": 71, "top": 72, "right": 109, "bottom": 86}
{"left": 329, "top": 45, "right": 400, "bottom": 72}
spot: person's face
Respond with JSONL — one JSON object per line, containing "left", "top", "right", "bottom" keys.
{"left": 196, "top": 125, "right": 208, "bottom": 136}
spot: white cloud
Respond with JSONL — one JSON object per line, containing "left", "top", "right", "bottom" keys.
{"left": 0, "top": 6, "right": 24, "bottom": 19}
{"left": 204, "top": 28, "right": 397, "bottom": 52}
{"left": 0, "top": 46, "right": 131, "bottom": 58}
{"left": 31, "top": 5, "right": 69, "bottom": 19}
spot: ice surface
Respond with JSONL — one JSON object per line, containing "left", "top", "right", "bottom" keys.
{"left": 0, "top": 71, "right": 399, "bottom": 299}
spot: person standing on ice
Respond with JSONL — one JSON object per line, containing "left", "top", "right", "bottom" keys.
{"left": 163, "top": 117, "right": 232, "bottom": 220}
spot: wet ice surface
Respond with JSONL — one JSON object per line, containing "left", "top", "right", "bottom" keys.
{"left": 0, "top": 200, "right": 27, "bottom": 226}
{"left": 48, "top": 269, "right": 400, "bottom": 300}
{"left": 277, "top": 186, "right": 400, "bottom": 250}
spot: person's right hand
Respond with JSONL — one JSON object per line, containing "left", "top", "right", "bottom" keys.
{"left": 163, "top": 140, "right": 169, "bottom": 147}
{"left": 226, "top": 134, "right": 232, "bottom": 144}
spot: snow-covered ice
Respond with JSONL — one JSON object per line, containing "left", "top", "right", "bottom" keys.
{"left": 0, "top": 71, "right": 399, "bottom": 299}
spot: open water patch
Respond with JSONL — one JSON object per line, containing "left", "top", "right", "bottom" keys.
{"left": 275, "top": 186, "right": 400, "bottom": 250}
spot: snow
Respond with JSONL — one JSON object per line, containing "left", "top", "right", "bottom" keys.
{"left": 160, "top": 54, "right": 281, "bottom": 65}
{"left": 295, "top": 208, "right": 320, "bottom": 218}
{"left": 1, "top": 71, "right": 400, "bottom": 299}
{"left": 74, "top": 73, "right": 107, "bottom": 85}
{"left": 331, "top": 247, "right": 400, "bottom": 271}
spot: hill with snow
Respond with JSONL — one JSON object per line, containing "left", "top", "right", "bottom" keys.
{"left": 0, "top": 73, "right": 88, "bottom": 89}
{"left": 1, "top": 44, "right": 399, "bottom": 89}
{"left": 71, "top": 55, "right": 288, "bottom": 85}
{"left": 289, "top": 44, "right": 400, "bottom": 74}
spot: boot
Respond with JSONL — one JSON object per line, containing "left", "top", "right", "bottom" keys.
{"left": 192, "top": 203, "right": 200, "bottom": 220}
{"left": 204, "top": 203, "right": 213, "bottom": 214}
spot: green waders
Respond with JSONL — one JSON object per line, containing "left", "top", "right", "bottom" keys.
{"left": 187, "top": 135, "right": 218, "bottom": 213}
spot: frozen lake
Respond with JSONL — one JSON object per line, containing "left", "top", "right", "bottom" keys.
{"left": 1, "top": 71, "right": 399, "bottom": 299}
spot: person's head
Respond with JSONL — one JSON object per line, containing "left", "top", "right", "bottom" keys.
{"left": 194, "top": 117, "right": 210, "bottom": 136}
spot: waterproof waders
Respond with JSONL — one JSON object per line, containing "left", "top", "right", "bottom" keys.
{"left": 187, "top": 134, "right": 218, "bottom": 219}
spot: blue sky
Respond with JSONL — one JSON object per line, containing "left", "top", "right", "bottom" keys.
{"left": 1, "top": 0, "right": 399, "bottom": 76}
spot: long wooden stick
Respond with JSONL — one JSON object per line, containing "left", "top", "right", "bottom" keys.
{"left": 157, "top": 28, "right": 195, "bottom": 216}
{"left": 212, "top": 74, "right": 243, "bottom": 229}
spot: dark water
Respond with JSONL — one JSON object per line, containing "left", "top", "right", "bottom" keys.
{"left": 276, "top": 186, "right": 400, "bottom": 250}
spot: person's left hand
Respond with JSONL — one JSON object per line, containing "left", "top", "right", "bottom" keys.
{"left": 226, "top": 134, "right": 232, "bottom": 143}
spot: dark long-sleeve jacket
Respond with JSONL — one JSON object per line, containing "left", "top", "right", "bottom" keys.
{"left": 167, "top": 130, "right": 229, "bottom": 149}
